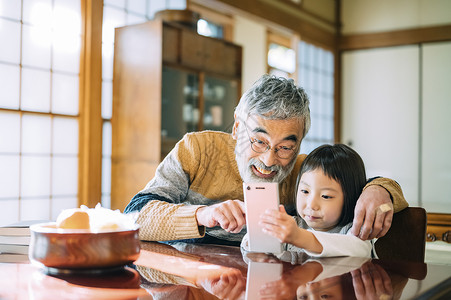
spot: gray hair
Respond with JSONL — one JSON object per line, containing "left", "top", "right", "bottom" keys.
{"left": 235, "top": 74, "right": 311, "bottom": 137}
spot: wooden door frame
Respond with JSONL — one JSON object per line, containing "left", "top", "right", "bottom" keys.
{"left": 78, "top": 0, "right": 103, "bottom": 208}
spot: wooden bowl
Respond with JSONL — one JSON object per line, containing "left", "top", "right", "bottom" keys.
{"left": 29, "top": 222, "right": 140, "bottom": 271}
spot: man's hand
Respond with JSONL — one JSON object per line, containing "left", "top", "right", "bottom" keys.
{"left": 196, "top": 200, "right": 246, "bottom": 233}
{"left": 197, "top": 271, "right": 246, "bottom": 300}
{"left": 351, "top": 185, "right": 394, "bottom": 240}
{"left": 351, "top": 261, "right": 393, "bottom": 300}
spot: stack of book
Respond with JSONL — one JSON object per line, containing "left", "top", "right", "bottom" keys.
{"left": 0, "top": 220, "right": 47, "bottom": 263}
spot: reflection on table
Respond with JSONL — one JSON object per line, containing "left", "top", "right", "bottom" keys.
{"left": 1, "top": 241, "right": 450, "bottom": 300}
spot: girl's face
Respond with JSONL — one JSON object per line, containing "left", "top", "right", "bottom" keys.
{"left": 297, "top": 277, "right": 344, "bottom": 300}
{"left": 296, "top": 169, "right": 344, "bottom": 231}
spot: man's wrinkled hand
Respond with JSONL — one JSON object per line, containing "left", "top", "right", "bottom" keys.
{"left": 351, "top": 261, "right": 393, "bottom": 300}
{"left": 351, "top": 185, "right": 394, "bottom": 240}
{"left": 196, "top": 200, "right": 246, "bottom": 233}
{"left": 197, "top": 271, "right": 246, "bottom": 300}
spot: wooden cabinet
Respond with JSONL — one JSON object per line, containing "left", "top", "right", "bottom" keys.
{"left": 162, "top": 25, "right": 178, "bottom": 63}
{"left": 112, "top": 20, "right": 242, "bottom": 210}
{"left": 176, "top": 28, "right": 240, "bottom": 76}
{"left": 180, "top": 30, "right": 203, "bottom": 68}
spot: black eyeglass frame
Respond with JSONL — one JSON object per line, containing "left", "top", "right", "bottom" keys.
{"left": 243, "top": 121, "right": 299, "bottom": 160}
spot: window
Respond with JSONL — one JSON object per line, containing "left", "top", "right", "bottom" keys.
{"left": 189, "top": 3, "right": 234, "bottom": 42}
{"left": 268, "top": 43, "right": 296, "bottom": 78}
{"left": 266, "top": 32, "right": 296, "bottom": 78}
{"left": 0, "top": 0, "right": 81, "bottom": 225}
{"left": 298, "top": 41, "right": 335, "bottom": 154}
{"left": 197, "top": 18, "right": 223, "bottom": 38}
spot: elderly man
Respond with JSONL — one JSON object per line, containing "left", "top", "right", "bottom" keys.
{"left": 124, "top": 75, "right": 408, "bottom": 246}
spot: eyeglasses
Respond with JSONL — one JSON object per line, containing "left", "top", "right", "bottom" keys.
{"left": 244, "top": 122, "right": 298, "bottom": 159}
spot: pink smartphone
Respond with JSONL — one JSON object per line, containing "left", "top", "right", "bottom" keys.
{"left": 243, "top": 182, "right": 282, "bottom": 253}
{"left": 245, "top": 261, "right": 282, "bottom": 299}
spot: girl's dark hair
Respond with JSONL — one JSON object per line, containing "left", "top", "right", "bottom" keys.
{"left": 297, "top": 144, "right": 366, "bottom": 226}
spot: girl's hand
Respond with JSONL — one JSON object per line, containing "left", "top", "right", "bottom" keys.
{"left": 259, "top": 205, "right": 300, "bottom": 244}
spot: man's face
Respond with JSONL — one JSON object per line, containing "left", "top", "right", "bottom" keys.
{"left": 232, "top": 115, "right": 304, "bottom": 183}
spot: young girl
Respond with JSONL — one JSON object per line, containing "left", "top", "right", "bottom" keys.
{"left": 243, "top": 144, "right": 374, "bottom": 258}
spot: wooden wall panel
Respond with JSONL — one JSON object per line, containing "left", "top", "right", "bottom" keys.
{"left": 111, "top": 22, "right": 163, "bottom": 211}
{"left": 340, "top": 25, "right": 451, "bottom": 51}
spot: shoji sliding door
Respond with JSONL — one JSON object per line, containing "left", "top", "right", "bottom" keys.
{"left": 421, "top": 42, "right": 451, "bottom": 213}
{"left": 342, "top": 42, "right": 451, "bottom": 212}
{"left": 0, "top": 0, "right": 81, "bottom": 225}
{"left": 341, "top": 46, "right": 420, "bottom": 206}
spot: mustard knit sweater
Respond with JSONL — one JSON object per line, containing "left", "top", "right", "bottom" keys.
{"left": 124, "top": 131, "right": 408, "bottom": 243}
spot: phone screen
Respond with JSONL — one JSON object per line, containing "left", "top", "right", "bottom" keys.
{"left": 243, "top": 182, "right": 282, "bottom": 253}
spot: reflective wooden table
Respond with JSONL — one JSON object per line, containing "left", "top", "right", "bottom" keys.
{"left": 1, "top": 241, "right": 450, "bottom": 299}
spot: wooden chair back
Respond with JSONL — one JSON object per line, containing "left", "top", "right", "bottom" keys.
{"left": 374, "top": 207, "right": 427, "bottom": 262}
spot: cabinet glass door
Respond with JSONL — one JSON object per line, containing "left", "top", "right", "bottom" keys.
{"left": 161, "top": 67, "right": 199, "bottom": 156}
{"left": 203, "top": 76, "right": 238, "bottom": 133}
